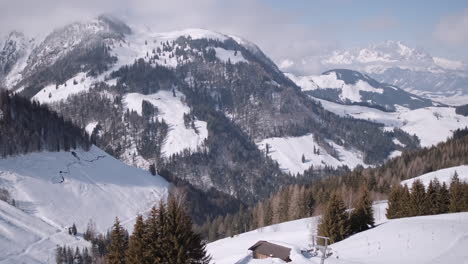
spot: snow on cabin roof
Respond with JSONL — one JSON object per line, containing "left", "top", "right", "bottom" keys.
{"left": 248, "top": 240, "right": 292, "bottom": 261}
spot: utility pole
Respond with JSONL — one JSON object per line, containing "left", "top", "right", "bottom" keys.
{"left": 312, "top": 235, "right": 330, "bottom": 264}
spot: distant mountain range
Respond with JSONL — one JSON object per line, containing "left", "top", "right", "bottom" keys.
{"left": 287, "top": 69, "right": 437, "bottom": 112}
{"left": 281, "top": 41, "right": 468, "bottom": 104}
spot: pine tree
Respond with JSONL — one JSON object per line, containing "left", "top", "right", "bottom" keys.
{"left": 126, "top": 215, "right": 147, "bottom": 264}
{"left": 83, "top": 248, "right": 92, "bottom": 264}
{"left": 350, "top": 187, "right": 374, "bottom": 233}
{"left": 449, "top": 172, "right": 464, "bottom": 212}
{"left": 55, "top": 245, "right": 65, "bottom": 264}
{"left": 463, "top": 183, "right": 468, "bottom": 211}
{"left": 164, "top": 193, "right": 211, "bottom": 264}
{"left": 439, "top": 182, "right": 450, "bottom": 213}
{"left": 317, "top": 193, "right": 350, "bottom": 244}
{"left": 66, "top": 247, "right": 73, "bottom": 264}
{"left": 71, "top": 223, "right": 77, "bottom": 236}
{"left": 74, "top": 247, "right": 83, "bottom": 264}
{"left": 106, "top": 217, "right": 127, "bottom": 264}
{"left": 410, "top": 180, "right": 428, "bottom": 216}
{"left": 386, "top": 184, "right": 404, "bottom": 219}
{"left": 144, "top": 206, "right": 164, "bottom": 263}
{"left": 427, "top": 178, "right": 447, "bottom": 215}
{"left": 301, "top": 154, "right": 306, "bottom": 163}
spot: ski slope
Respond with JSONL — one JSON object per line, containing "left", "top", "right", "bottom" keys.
{"left": 207, "top": 202, "right": 468, "bottom": 264}
{"left": 123, "top": 90, "right": 208, "bottom": 158}
{"left": 401, "top": 165, "right": 468, "bottom": 187}
{"left": 257, "top": 134, "right": 366, "bottom": 175}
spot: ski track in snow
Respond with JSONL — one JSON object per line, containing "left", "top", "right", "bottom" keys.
{"left": 0, "top": 146, "right": 170, "bottom": 263}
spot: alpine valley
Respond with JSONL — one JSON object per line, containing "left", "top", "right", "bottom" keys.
{"left": 1, "top": 15, "right": 468, "bottom": 264}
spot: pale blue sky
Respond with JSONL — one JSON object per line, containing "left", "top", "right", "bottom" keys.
{"left": 263, "top": 0, "right": 468, "bottom": 61}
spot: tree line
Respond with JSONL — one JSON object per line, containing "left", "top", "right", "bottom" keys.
{"left": 55, "top": 246, "right": 93, "bottom": 264}
{"left": 387, "top": 172, "right": 468, "bottom": 219}
{"left": 199, "top": 129, "right": 468, "bottom": 242}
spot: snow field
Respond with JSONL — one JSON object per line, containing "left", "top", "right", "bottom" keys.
{"left": 208, "top": 201, "right": 468, "bottom": 264}
{"left": 257, "top": 134, "right": 366, "bottom": 175}
{"left": 0, "top": 146, "right": 169, "bottom": 233}
{"left": 314, "top": 97, "right": 468, "bottom": 147}
{"left": 401, "top": 165, "right": 468, "bottom": 188}
{"left": 123, "top": 90, "right": 208, "bottom": 158}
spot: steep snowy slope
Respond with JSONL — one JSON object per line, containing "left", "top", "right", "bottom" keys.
{"left": 257, "top": 134, "right": 366, "bottom": 174}
{"left": 207, "top": 203, "right": 468, "bottom": 264}
{"left": 312, "top": 97, "right": 468, "bottom": 147}
{"left": 0, "top": 201, "right": 89, "bottom": 264}
{"left": 123, "top": 90, "right": 208, "bottom": 158}
{"left": 401, "top": 165, "right": 468, "bottom": 187}
{"left": 0, "top": 146, "right": 169, "bottom": 234}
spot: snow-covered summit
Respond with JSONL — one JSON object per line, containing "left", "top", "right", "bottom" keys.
{"left": 322, "top": 40, "right": 462, "bottom": 72}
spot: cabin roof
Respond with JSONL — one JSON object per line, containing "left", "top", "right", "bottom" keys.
{"left": 248, "top": 240, "right": 291, "bottom": 261}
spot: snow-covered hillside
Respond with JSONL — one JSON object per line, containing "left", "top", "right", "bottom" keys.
{"left": 401, "top": 165, "right": 468, "bottom": 187}
{"left": 0, "top": 146, "right": 169, "bottom": 263}
{"left": 286, "top": 69, "right": 435, "bottom": 112}
{"left": 257, "top": 134, "right": 366, "bottom": 175}
{"left": 0, "top": 145, "right": 169, "bottom": 231}
{"left": 0, "top": 201, "right": 89, "bottom": 264}
{"left": 123, "top": 90, "right": 208, "bottom": 158}
{"left": 32, "top": 72, "right": 96, "bottom": 104}
{"left": 313, "top": 97, "right": 468, "bottom": 147}
{"left": 207, "top": 202, "right": 468, "bottom": 264}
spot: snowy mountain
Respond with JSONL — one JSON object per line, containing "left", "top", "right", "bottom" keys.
{"left": 287, "top": 69, "right": 436, "bottom": 111}
{"left": 0, "top": 146, "right": 169, "bottom": 263}
{"left": 207, "top": 201, "right": 468, "bottom": 264}
{"left": 312, "top": 96, "right": 468, "bottom": 147}
{"left": 282, "top": 41, "right": 468, "bottom": 103}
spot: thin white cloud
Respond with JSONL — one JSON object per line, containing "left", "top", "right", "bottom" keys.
{"left": 0, "top": 0, "right": 331, "bottom": 66}
{"left": 434, "top": 9, "right": 468, "bottom": 46}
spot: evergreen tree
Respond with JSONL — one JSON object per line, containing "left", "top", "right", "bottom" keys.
{"left": 427, "top": 178, "right": 448, "bottom": 215}
{"left": 66, "top": 247, "right": 73, "bottom": 264}
{"left": 55, "top": 245, "right": 65, "bottom": 264}
{"left": 83, "top": 248, "right": 92, "bottom": 264}
{"left": 317, "top": 193, "right": 350, "bottom": 244}
{"left": 71, "top": 223, "right": 77, "bottom": 236}
{"left": 301, "top": 154, "right": 306, "bottom": 163}
{"left": 164, "top": 193, "right": 211, "bottom": 264}
{"left": 144, "top": 206, "right": 164, "bottom": 263}
{"left": 106, "top": 217, "right": 127, "bottom": 264}
{"left": 74, "top": 247, "right": 83, "bottom": 264}
{"left": 439, "top": 182, "right": 451, "bottom": 214}
{"left": 449, "top": 172, "right": 464, "bottom": 212}
{"left": 386, "top": 184, "right": 404, "bottom": 219}
{"left": 350, "top": 187, "right": 374, "bottom": 233}
{"left": 126, "top": 215, "right": 147, "bottom": 264}
{"left": 410, "top": 180, "right": 428, "bottom": 216}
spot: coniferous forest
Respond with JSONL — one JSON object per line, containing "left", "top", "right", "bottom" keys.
{"left": 56, "top": 192, "right": 211, "bottom": 264}
{"left": 0, "top": 91, "right": 91, "bottom": 157}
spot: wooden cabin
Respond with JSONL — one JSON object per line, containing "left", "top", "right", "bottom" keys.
{"left": 248, "top": 240, "right": 292, "bottom": 262}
